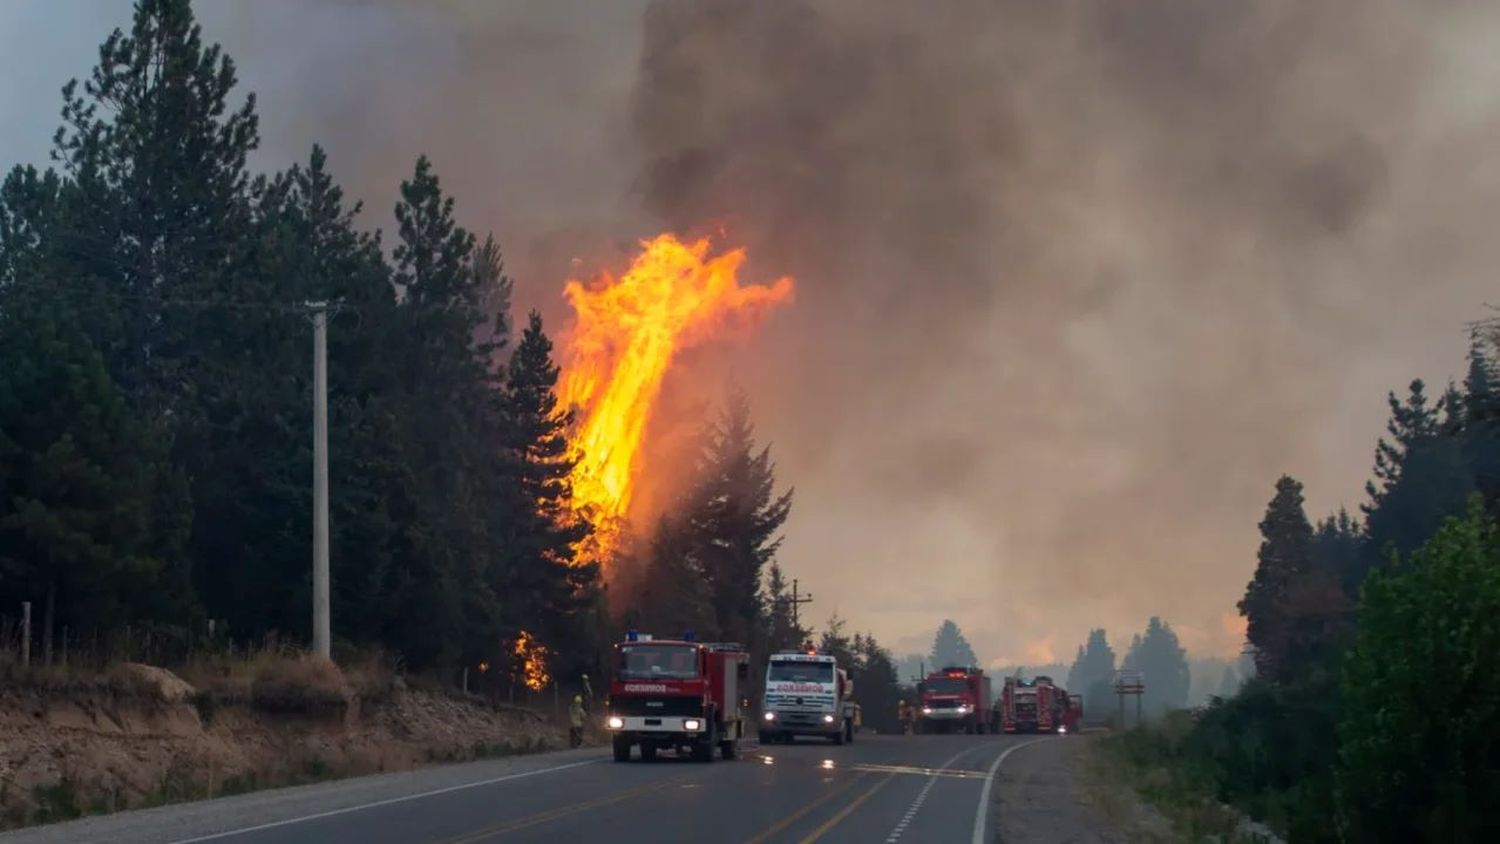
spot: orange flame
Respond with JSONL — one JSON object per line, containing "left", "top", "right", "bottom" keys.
{"left": 514, "top": 629, "right": 550, "bottom": 692}
{"left": 559, "top": 233, "right": 794, "bottom": 556}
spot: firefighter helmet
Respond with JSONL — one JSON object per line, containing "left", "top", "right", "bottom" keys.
{"left": 573, "top": 694, "right": 583, "bottom": 704}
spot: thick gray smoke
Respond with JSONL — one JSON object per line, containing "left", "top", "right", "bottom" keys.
{"left": 9, "top": 0, "right": 1497, "bottom": 663}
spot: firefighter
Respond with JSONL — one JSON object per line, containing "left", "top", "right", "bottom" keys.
{"left": 568, "top": 694, "right": 586, "bottom": 748}
{"left": 581, "top": 673, "right": 594, "bottom": 712}
{"left": 898, "top": 699, "right": 914, "bottom": 735}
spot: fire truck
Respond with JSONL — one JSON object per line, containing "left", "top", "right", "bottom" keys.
{"left": 759, "top": 647, "right": 857, "bottom": 744}
{"left": 604, "top": 631, "right": 749, "bottom": 762}
{"left": 916, "top": 666, "right": 993, "bottom": 734}
{"left": 997, "top": 675, "right": 1080, "bottom": 734}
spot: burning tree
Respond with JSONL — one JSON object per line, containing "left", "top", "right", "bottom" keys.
{"left": 558, "top": 233, "right": 793, "bottom": 565}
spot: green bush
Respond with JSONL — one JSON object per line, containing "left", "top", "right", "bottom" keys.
{"left": 1336, "top": 503, "right": 1500, "bottom": 842}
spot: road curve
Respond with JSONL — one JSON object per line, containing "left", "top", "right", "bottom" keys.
{"left": 0, "top": 734, "right": 1059, "bottom": 844}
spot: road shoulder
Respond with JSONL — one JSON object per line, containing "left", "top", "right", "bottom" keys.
{"left": 990, "top": 735, "right": 1176, "bottom": 844}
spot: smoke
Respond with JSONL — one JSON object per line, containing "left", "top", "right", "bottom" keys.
{"left": 14, "top": 0, "right": 1499, "bottom": 661}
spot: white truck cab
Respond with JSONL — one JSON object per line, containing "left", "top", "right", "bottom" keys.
{"left": 758, "top": 651, "right": 856, "bottom": 745}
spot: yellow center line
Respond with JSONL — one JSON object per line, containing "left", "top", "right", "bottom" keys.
{"left": 741, "top": 774, "right": 869, "bottom": 844}
{"left": 796, "top": 772, "right": 897, "bottom": 844}
{"left": 437, "top": 772, "right": 697, "bottom": 843}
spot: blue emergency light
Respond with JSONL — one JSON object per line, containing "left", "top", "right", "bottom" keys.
{"left": 626, "top": 629, "right": 638, "bottom": 642}
{"left": 683, "top": 629, "right": 696, "bottom": 642}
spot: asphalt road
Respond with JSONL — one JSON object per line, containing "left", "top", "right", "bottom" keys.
{"left": 1, "top": 733, "right": 1059, "bottom": 844}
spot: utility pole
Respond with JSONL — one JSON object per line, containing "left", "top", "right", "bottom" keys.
{"left": 307, "top": 302, "right": 331, "bottom": 660}
{"left": 789, "top": 579, "right": 814, "bottom": 631}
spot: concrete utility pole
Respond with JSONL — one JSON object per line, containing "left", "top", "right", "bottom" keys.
{"left": 308, "top": 302, "right": 331, "bottom": 660}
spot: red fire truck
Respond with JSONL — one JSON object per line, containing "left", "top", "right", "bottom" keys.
{"left": 997, "top": 675, "right": 1080, "bottom": 734}
{"left": 604, "top": 632, "right": 750, "bottom": 762}
{"left": 916, "top": 666, "right": 993, "bottom": 734}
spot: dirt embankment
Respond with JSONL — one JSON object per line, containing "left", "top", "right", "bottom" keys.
{"left": 0, "top": 660, "right": 572, "bottom": 829}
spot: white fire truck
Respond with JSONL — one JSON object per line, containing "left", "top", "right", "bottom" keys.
{"left": 758, "top": 648, "right": 857, "bottom": 745}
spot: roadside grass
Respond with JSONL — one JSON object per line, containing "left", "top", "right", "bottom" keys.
{"left": 1096, "top": 714, "right": 1281, "bottom": 844}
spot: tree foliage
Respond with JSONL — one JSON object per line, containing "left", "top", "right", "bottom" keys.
{"left": 928, "top": 619, "right": 979, "bottom": 669}
{"left": 1123, "top": 616, "right": 1190, "bottom": 717}
{"left": 1066, "top": 628, "right": 1117, "bottom": 717}
{"left": 1336, "top": 503, "right": 1500, "bottom": 842}
{"left": 0, "top": 0, "right": 603, "bottom": 685}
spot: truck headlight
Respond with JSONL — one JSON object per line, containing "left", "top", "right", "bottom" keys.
{"left": 684, "top": 719, "right": 702, "bottom": 731}
{"left": 822, "top": 714, "right": 835, "bottom": 724}
{"left": 606, "top": 716, "right": 624, "bottom": 730}
{"left": 921, "top": 707, "right": 932, "bottom": 715}
{"left": 958, "top": 704, "right": 971, "bottom": 714}
{"left": 763, "top": 711, "right": 776, "bottom": 721}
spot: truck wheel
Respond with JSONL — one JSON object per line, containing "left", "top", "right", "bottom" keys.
{"left": 612, "top": 736, "right": 631, "bottom": 762}
{"left": 831, "top": 725, "right": 846, "bottom": 746}
{"left": 640, "top": 743, "right": 657, "bottom": 762}
{"left": 720, "top": 736, "right": 739, "bottom": 760}
{"left": 845, "top": 719, "right": 854, "bottom": 744}
{"left": 692, "top": 725, "right": 717, "bottom": 763}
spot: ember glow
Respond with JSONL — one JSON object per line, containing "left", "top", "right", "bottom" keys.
{"left": 559, "top": 233, "right": 794, "bottom": 557}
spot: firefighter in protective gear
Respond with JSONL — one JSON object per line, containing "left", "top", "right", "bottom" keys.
{"left": 568, "top": 694, "right": 586, "bottom": 748}
{"left": 898, "top": 699, "right": 914, "bottom": 735}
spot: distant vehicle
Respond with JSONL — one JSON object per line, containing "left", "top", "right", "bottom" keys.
{"left": 916, "top": 666, "right": 993, "bottom": 734}
{"left": 998, "top": 674, "right": 1079, "bottom": 734}
{"left": 604, "top": 631, "right": 749, "bottom": 762}
{"left": 759, "top": 646, "right": 857, "bottom": 744}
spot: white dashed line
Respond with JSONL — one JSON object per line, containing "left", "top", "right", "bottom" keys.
{"left": 883, "top": 746, "right": 978, "bottom": 843}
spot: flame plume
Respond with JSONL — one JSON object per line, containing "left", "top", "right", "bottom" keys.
{"left": 559, "top": 233, "right": 794, "bottom": 559}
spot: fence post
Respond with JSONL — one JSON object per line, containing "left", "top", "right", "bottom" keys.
{"left": 20, "top": 601, "right": 30, "bottom": 669}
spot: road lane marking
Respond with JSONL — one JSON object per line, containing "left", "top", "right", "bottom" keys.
{"left": 165, "top": 758, "right": 600, "bottom": 843}
{"left": 882, "top": 745, "right": 983, "bottom": 843}
{"left": 439, "top": 772, "right": 699, "bottom": 842}
{"left": 797, "top": 773, "right": 896, "bottom": 844}
{"left": 741, "top": 774, "right": 869, "bottom": 844}
{"left": 849, "top": 762, "right": 988, "bottom": 780}
{"left": 969, "top": 737, "right": 1054, "bottom": 844}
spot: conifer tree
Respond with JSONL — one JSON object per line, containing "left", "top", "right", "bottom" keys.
{"left": 1240, "top": 475, "right": 1314, "bottom": 682}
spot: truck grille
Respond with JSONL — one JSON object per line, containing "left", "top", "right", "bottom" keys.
{"left": 611, "top": 696, "right": 703, "bottom": 717}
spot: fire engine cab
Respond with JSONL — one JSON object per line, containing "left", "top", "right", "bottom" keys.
{"left": 604, "top": 631, "right": 749, "bottom": 762}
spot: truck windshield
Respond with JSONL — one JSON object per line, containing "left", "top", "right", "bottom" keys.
{"left": 617, "top": 645, "right": 699, "bottom": 679}
{"left": 767, "top": 661, "right": 833, "bottom": 683}
{"left": 925, "top": 678, "right": 970, "bottom": 695}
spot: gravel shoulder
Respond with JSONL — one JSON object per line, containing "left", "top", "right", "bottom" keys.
{"left": 992, "top": 734, "right": 1176, "bottom": 844}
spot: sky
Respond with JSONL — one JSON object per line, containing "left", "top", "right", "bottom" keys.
{"left": 6, "top": 0, "right": 1500, "bottom": 668}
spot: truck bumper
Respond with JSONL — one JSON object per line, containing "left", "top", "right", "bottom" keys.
{"left": 759, "top": 712, "right": 841, "bottom": 738}
{"left": 607, "top": 715, "right": 708, "bottom": 744}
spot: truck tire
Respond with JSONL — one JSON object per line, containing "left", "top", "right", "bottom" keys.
{"left": 612, "top": 736, "right": 631, "bottom": 762}
{"left": 845, "top": 719, "right": 855, "bottom": 744}
{"left": 640, "top": 743, "right": 657, "bottom": 762}
{"left": 831, "top": 725, "right": 846, "bottom": 746}
{"left": 692, "top": 725, "right": 717, "bottom": 762}
{"left": 720, "top": 735, "right": 739, "bottom": 760}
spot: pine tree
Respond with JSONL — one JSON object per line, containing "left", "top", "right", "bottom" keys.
{"left": 1125, "top": 617, "right": 1190, "bottom": 717}
{"left": 1361, "top": 380, "right": 1474, "bottom": 577}
{"left": 817, "top": 614, "right": 854, "bottom": 666}
{"left": 497, "top": 311, "right": 596, "bottom": 666}
{"left": 1067, "top": 628, "right": 1117, "bottom": 717}
{"left": 1462, "top": 339, "right": 1500, "bottom": 515}
{"left": 929, "top": 619, "right": 979, "bottom": 669}
{"left": 0, "top": 290, "right": 186, "bottom": 655}
{"left": 1240, "top": 475, "right": 1314, "bottom": 682}
{"left": 686, "top": 390, "right": 793, "bottom": 644}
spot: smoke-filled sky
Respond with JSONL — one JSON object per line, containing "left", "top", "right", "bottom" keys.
{"left": 6, "top": 0, "right": 1499, "bottom": 666}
